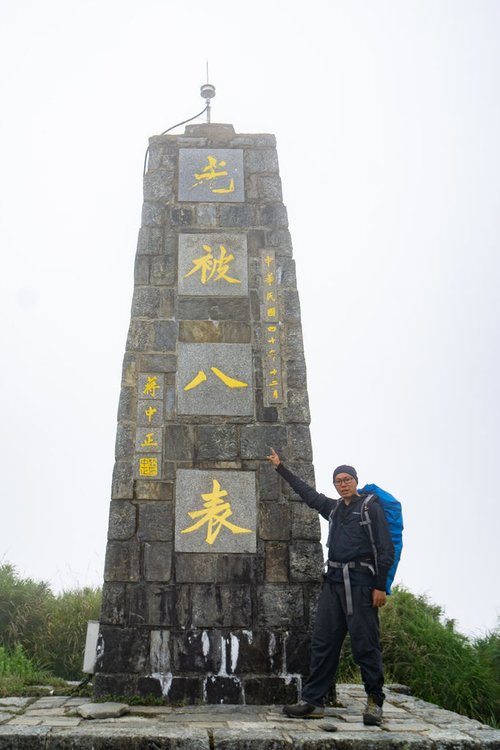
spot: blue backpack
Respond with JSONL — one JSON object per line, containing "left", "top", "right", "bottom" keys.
{"left": 358, "top": 484, "right": 404, "bottom": 594}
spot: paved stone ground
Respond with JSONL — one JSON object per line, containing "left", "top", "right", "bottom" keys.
{"left": 0, "top": 685, "right": 498, "bottom": 748}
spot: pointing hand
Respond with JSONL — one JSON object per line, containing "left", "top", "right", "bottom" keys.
{"left": 267, "top": 447, "right": 281, "bottom": 467}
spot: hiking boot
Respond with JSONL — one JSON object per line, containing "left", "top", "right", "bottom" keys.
{"left": 363, "top": 695, "right": 383, "bottom": 726}
{"left": 282, "top": 701, "right": 325, "bottom": 719}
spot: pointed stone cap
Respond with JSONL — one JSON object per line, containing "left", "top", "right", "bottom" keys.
{"left": 184, "top": 123, "right": 235, "bottom": 137}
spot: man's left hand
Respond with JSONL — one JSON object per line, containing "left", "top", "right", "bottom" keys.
{"left": 372, "top": 589, "right": 387, "bottom": 608}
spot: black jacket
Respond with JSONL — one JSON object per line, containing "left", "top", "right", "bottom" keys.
{"left": 276, "top": 463, "right": 394, "bottom": 591}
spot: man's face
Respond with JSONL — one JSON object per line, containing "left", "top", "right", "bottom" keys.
{"left": 333, "top": 473, "right": 358, "bottom": 498}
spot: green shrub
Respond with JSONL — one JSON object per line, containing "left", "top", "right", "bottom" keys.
{"left": 0, "top": 563, "right": 101, "bottom": 681}
{"left": 380, "top": 586, "right": 499, "bottom": 726}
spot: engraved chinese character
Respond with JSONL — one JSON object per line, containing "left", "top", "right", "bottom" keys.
{"left": 191, "top": 155, "right": 235, "bottom": 194}
{"left": 181, "top": 479, "right": 252, "bottom": 545}
{"left": 183, "top": 367, "right": 248, "bottom": 392}
{"left": 184, "top": 244, "right": 241, "bottom": 285}
{"left": 139, "top": 457, "right": 158, "bottom": 477}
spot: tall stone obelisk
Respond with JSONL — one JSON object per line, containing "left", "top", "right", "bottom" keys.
{"left": 94, "top": 121, "right": 324, "bottom": 703}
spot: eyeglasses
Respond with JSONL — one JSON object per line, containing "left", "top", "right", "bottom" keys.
{"left": 334, "top": 477, "right": 355, "bottom": 486}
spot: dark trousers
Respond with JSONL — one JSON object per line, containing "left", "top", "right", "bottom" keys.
{"left": 301, "top": 579, "right": 385, "bottom": 707}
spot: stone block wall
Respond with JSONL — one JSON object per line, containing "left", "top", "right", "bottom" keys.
{"left": 95, "top": 123, "right": 324, "bottom": 703}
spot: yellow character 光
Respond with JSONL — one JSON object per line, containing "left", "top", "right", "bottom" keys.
{"left": 191, "top": 156, "right": 235, "bottom": 194}
{"left": 181, "top": 479, "right": 252, "bottom": 545}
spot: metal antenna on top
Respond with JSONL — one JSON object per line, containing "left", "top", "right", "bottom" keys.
{"left": 200, "top": 61, "right": 216, "bottom": 123}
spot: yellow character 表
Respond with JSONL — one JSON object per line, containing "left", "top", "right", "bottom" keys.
{"left": 181, "top": 479, "right": 252, "bottom": 545}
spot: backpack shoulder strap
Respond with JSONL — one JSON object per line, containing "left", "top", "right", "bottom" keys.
{"left": 359, "top": 494, "right": 379, "bottom": 574}
{"left": 326, "top": 498, "right": 342, "bottom": 550}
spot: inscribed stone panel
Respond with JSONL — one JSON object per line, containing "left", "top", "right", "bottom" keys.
{"left": 177, "top": 343, "right": 253, "bottom": 416}
{"left": 178, "top": 149, "right": 244, "bottom": 202}
{"left": 175, "top": 469, "right": 257, "bottom": 553}
{"left": 178, "top": 233, "right": 248, "bottom": 297}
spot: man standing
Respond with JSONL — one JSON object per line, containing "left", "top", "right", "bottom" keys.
{"left": 267, "top": 448, "right": 394, "bottom": 725}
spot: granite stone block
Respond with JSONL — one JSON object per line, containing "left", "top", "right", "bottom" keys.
{"left": 150, "top": 255, "right": 176, "bottom": 286}
{"left": 171, "top": 631, "right": 221, "bottom": 673}
{"left": 134, "top": 480, "right": 173, "bottom": 501}
{"left": 195, "top": 203, "right": 217, "bottom": 227}
{"left": 240, "top": 424, "right": 287, "bottom": 459}
{"left": 97, "top": 626, "right": 149, "bottom": 673}
{"left": 125, "top": 583, "right": 149, "bottom": 626}
{"left": 150, "top": 629, "right": 171, "bottom": 674}
{"left": 284, "top": 630, "right": 312, "bottom": 674}
{"left": 216, "top": 554, "right": 261, "bottom": 584}
{"left": 286, "top": 357, "right": 307, "bottom": 389}
{"left": 218, "top": 204, "right": 255, "bottom": 227}
{"left": 178, "top": 233, "right": 248, "bottom": 297}
{"left": 100, "top": 582, "right": 126, "bottom": 625}
{"left": 104, "top": 540, "right": 140, "bottom": 582}
{"left": 107, "top": 500, "right": 137, "bottom": 540}
{"left": 290, "top": 502, "right": 322, "bottom": 541}
{"left": 257, "top": 585, "right": 304, "bottom": 627}
{"left": 222, "top": 321, "right": 252, "bottom": 343}
{"left": 191, "top": 585, "right": 252, "bottom": 627}
{"left": 153, "top": 320, "right": 178, "bottom": 351}
{"left": 175, "top": 553, "right": 217, "bottom": 583}
{"left": 258, "top": 203, "right": 288, "bottom": 228}
{"left": 137, "top": 227, "right": 163, "bottom": 255}
{"left": 195, "top": 424, "right": 238, "bottom": 461}
{"left": 143, "top": 169, "right": 174, "bottom": 201}
{"left": 175, "top": 469, "right": 257, "bottom": 554}
{"left": 204, "top": 675, "right": 242, "bottom": 704}
{"left": 170, "top": 207, "right": 193, "bottom": 226}
{"left": 138, "top": 353, "right": 177, "bottom": 372}
{"left": 137, "top": 502, "right": 173, "bottom": 541}
{"left": 244, "top": 676, "right": 299, "bottom": 705}
{"left": 114, "top": 421, "right": 135, "bottom": 459}
{"left": 284, "top": 389, "right": 311, "bottom": 424}
{"left": 259, "top": 502, "right": 290, "bottom": 540}
{"left": 169, "top": 677, "right": 203, "bottom": 704}
{"left": 289, "top": 541, "right": 324, "bottom": 582}
{"left": 179, "top": 149, "right": 244, "bottom": 202}
{"left": 257, "top": 175, "right": 283, "bottom": 202}
{"left": 258, "top": 462, "right": 280, "bottom": 499}
{"left": 117, "top": 386, "right": 136, "bottom": 421}
{"left": 265, "top": 542, "right": 288, "bottom": 582}
{"left": 111, "top": 460, "right": 134, "bottom": 499}
{"left": 179, "top": 320, "right": 223, "bottom": 343}
{"left": 134, "top": 255, "right": 150, "bottom": 285}
{"left": 164, "top": 424, "right": 194, "bottom": 461}
{"left": 244, "top": 148, "right": 279, "bottom": 173}
{"left": 288, "top": 424, "right": 313, "bottom": 461}
{"left": 148, "top": 586, "right": 190, "bottom": 628}
{"left": 177, "top": 343, "right": 253, "bottom": 417}
{"left": 93, "top": 672, "right": 138, "bottom": 698}
{"left": 126, "top": 320, "right": 154, "bottom": 351}
{"left": 141, "top": 202, "right": 164, "bottom": 226}
{"left": 144, "top": 541, "right": 173, "bottom": 581}
{"left": 283, "top": 288, "right": 301, "bottom": 321}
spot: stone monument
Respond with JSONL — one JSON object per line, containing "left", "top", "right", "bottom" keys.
{"left": 94, "top": 118, "right": 324, "bottom": 704}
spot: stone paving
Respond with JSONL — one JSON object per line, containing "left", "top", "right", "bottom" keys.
{"left": 0, "top": 685, "right": 499, "bottom": 748}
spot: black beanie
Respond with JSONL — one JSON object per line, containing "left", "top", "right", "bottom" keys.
{"left": 333, "top": 465, "right": 358, "bottom": 483}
